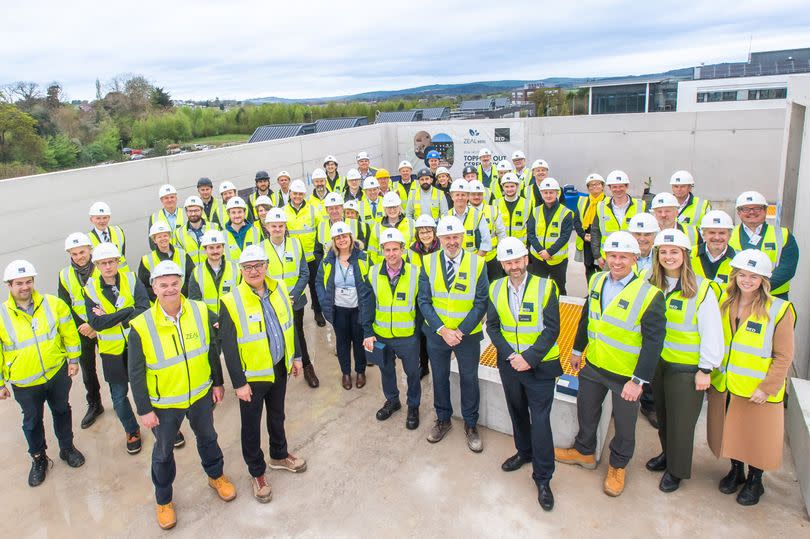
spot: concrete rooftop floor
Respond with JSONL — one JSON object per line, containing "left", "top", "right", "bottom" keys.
{"left": 1, "top": 261, "right": 808, "bottom": 538}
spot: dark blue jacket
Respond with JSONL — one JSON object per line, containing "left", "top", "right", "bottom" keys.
{"left": 315, "top": 246, "right": 370, "bottom": 325}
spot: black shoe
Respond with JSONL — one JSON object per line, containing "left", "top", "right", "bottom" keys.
{"left": 419, "top": 366, "right": 430, "bottom": 379}
{"left": 719, "top": 460, "right": 746, "bottom": 494}
{"left": 659, "top": 471, "right": 681, "bottom": 493}
{"left": 406, "top": 406, "right": 419, "bottom": 430}
{"left": 126, "top": 431, "right": 142, "bottom": 454}
{"left": 501, "top": 453, "right": 531, "bottom": 472}
{"left": 736, "top": 471, "right": 764, "bottom": 506}
{"left": 314, "top": 311, "right": 326, "bottom": 327}
{"left": 174, "top": 431, "right": 185, "bottom": 448}
{"left": 537, "top": 484, "right": 555, "bottom": 512}
{"left": 640, "top": 407, "right": 659, "bottom": 429}
{"left": 59, "top": 446, "right": 86, "bottom": 468}
{"left": 28, "top": 453, "right": 52, "bottom": 487}
{"left": 80, "top": 401, "right": 104, "bottom": 429}
{"left": 375, "top": 400, "right": 402, "bottom": 421}
{"left": 645, "top": 452, "right": 667, "bottom": 472}
{"left": 303, "top": 363, "right": 320, "bottom": 388}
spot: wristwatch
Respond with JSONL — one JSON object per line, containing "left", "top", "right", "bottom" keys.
{"left": 630, "top": 376, "right": 644, "bottom": 385}
{"left": 698, "top": 368, "right": 712, "bottom": 375}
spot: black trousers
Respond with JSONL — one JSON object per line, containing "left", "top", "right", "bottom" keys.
{"left": 306, "top": 259, "right": 322, "bottom": 314}
{"left": 293, "top": 308, "right": 311, "bottom": 366}
{"left": 498, "top": 361, "right": 556, "bottom": 486}
{"left": 529, "top": 257, "right": 568, "bottom": 296}
{"left": 240, "top": 360, "right": 289, "bottom": 477}
{"left": 583, "top": 240, "right": 599, "bottom": 283}
{"left": 333, "top": 306, "right": 366, "bottom": 374}
{"left": 78, "top": 333, "right": 101, "bottom": 405}
{"left": 151, "top": 389, "right": 224, "bottom": 504}
{"left": 12, "top": 363, "right": 74, "bottom": 455}
{"left": 574, "top": 365, "right": 640, "bottom": 468}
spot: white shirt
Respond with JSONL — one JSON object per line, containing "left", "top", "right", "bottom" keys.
{"left": 271, "top": 239, "right": 286, "bottom": 258}
{"left": 453, "top": 208, "right": 493, "bottom": 251}
{"left": 742, "top": 223, "right": 763, "bottom": 243}
{"left": 637, "top": 253, "right": 653, "bottom": 272}
{"left": 705, "top": 246, "right": 728, "bottom": 263}
{"left": 506, "top": 273, "right": 529, "bottom": 319}
{"left": 611, "top": 197, "right": 631, "bottom": 225}
{"left": 160, "top": 304, "right": 185, "bottom": 347}
{"left": 664, "top": 276, "right": 724, "bottom": 370}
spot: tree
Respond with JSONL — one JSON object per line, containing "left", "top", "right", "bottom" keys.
{"left": 9, "top": 81, "right": 41, "bottom": 105}
{"left": 43, "top": 133, "right": 79, "bottom": 168}
{"left": 95, "top": 78, "right": 102, "bottom": 101}
{"left": 529, "top": 87, "right": 570, "bottom": 117}
{"left": 45, "top": 82, "right": 63, "bottom": 109}
{"left": 150, "top": 86, "right": 172, "bottom": 108}
{"left": 0, "top": 103, "right": 45, "bottom": 164}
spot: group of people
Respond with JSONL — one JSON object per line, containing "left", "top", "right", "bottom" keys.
{"left": 0, "top": 148, "right": 798, "bottom": 528}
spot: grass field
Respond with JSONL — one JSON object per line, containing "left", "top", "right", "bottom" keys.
{"left": 188, "top": 134, "right": 250, "bottom": 146}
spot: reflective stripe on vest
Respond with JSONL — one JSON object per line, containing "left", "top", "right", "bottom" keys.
{"left": 472, "top": 204, "right": 499, "bottom": 261}
{"left": 285, "top": 204, "right": 317, "bottom": 261}
{"left": 597, "top": 198, "right": 645, "bottom": 244}
{"left": 59, "top": 267, "right": 88, "bottom": 322}
{"left": 728, "top": 224, "right": 789, "bottom": 294}
{"left": 530, "top": 203, "right": 571, "bottom": 264}
{"left": 499, "top": 196, "right": 532, "bottom": 241}
{"left": 193, "top": 261, "right": 240, "bottom": 309}
{"left": 409, "top": 187, "right": 442, "bottom": 219}
{"left": 369, "top": 263, "right": 418, "bottom": 338}
{"left": 84, "top": 271, "right": 137, "bottom": 355}
{"left": 489, "top": 275, "right": 559, "bottom": 358}
{"left": 143, "top": 248, "right": 187, "bottom": 274}
{"left": 677, "top": 196, "right": 709, "bottom": 227}
{"left": 265, "top": 237, "right": 303, "bottom": 290}
{"left": 425, "top": 251, "right": 483, "bottom": 334}
{"left": 661, "top": 277, "right": 715, "bottom": 364}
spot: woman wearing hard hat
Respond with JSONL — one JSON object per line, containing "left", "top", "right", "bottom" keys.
{"left": 408, "top": 215, "right": 440, "bottom": 379}
{"left": 643, "top": 229, "right": 723, "bottom": 493}
{"left": 706, "top": 249, "right": 795, "bottom": 507}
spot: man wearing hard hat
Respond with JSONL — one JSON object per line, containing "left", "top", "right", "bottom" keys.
{"left": 196, "top": 177, "right": 217, "bottom": 223}
{"left": 58, "top": 233, "right": 103, "bottom": 429}
{"left": 188, "top": 229, "right": 242, "bottom": 315}
{"left": 368, "top": 192, "right": 413, "bottom": 264}
{"left": 395, "top": 160, "right": 416, "bottom": 203}
{"left": 692, "top": 210, "right": 736, "bottom": 291}
{"left": 446, "top": 179, "right": 492, "bottom": 257}
{"left": 670, "top": 170, "right": 710, "bottom": 228}
{"left": 627, "top": 213, "right": 660, "bottom": 278}
{"left": 651, "top": 192, "right": 699, "bottom": 247}
{"left": 360, "top": 228, "right": 422, "bottom": 430}
{"left": 88, "top": 201, "right": 128, "bottom": 269}
{"left": 590, "top": 171, "right": 647, "bottom": 268}
{"left": 249, "top": 170, "right": 274, "bottom": 222}
{"left": 555, "top": 231, "right": 665, "bottom": 498}
{"left": 0, "top": 259, "right": 85, "bottom": 487}
{"left": 360, "top": 177, "right": 385, "bottom": 223}
{"left": 285, "top": 179, "right": 325, "bottom": 327}
{"left": 524, "top": 159, "right": 551, "bottom": 204}
{"left": 476, "top": 148, "right": 496, "bottom": 189}
{"left": 214, "top": 180, "right": 239, "bottom": 227}
{"left": 148, "top": 184, "right": 186, "bottom": 247}
{"left": 418, "top": 216, "right": 489, "bottom": 453}
{"left": 138, "top": 222, "right": 195, "bottom": 302}
{"left": 128, "top": 260, "right": 234, "bottom": 530}
{"left": 527, "top": 178, "right": 573, "bottom": 295}
{"left": 308, "top": 168, "right": 330, "bottom": 214}
{"left": 486, "top": 237, "right": 562, "bottom": 512}
{"left": 406, "top": 168, "right": 448, "bottom": 221}
{"left": 223, "top": 196, "right": 263, "bottom": 262}
{"left": 356, "top": 150, "right": 377, "bottom": 180}
{"left": 271, "top": 171, "right": 293, "bottom": 208}
{"left": 174, "top": 196, "right": 221, "bottom": 266}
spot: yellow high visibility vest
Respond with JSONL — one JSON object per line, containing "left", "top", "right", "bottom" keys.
{"left": 424, "top": 251, "right": 484, "bottom": 334}
{"left": 141, "top": 247, "right": 187, "bottom": 274}
{"left": 369, "top": 218, "right": 414, "bottom": 263}
{"left": 661, "top": 277, "right": 718, "bottom": 365}
{"left": 728, "top": 224, "right": 790, "bottom": 295}
{"left": 596, "top": 197, "right": 647, "bottom": 246}
{"left": 444, "top": 208, "right": 483, "bottom": 253}
{"left": 284, "top": 203, "right": 319, "bottom": 262}
{"left": 89, "top": 226, "right": 129, "bottom": 270}
{"left": 190, "top": 261, "right": 241, "bottom": 312}
{"left": 677, "top": 195, "right": 710, "bottom": 228}
{"left": 249, "top": 190, "right": 274, "bottom": 221}
{"left": 326, "top": 174, "right": 344, "bottom": 193}
{"left": 83, "top": 270, "right": 137, "bottom": 355}
{"left": 368, "top": 262, "right": 419, "bottom": 338}
{"left": 359, "top": 197, "right": 385, "bottom": 224}
{"left": 489, "top": 275, "right": 559, "bottom": 359}
{"left": 498, "top": 196, "right": 532, "bottom": 242}
{"left": 691, "top": 249, "right": 733, "bottom": 291}
{"left": 174, "top": 223, "right": 220, "bottom": 266}
{"left": 59, "top": 265, "right": 96, "bottom": 322}
{"left": 471, "top": 203, "right": 500, "bottom": 261}
{"left": 530, "top": 203, "right": 572, "bottom": 265}
{"left": 223, "top": 225, "right": 262, "bottom": 262}
{"left": 262, "top": 237, "right": 304, "bottom": 291}
{"left": 408, "top": 187, "right": 443, "bottom": 220}
{"left": 149, "top": 208, "right": 186, "bottom": 231}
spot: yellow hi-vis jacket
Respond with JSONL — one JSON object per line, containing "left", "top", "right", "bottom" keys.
{"left": 489, "top": 275, "right": 559, "bottom": 359}
{"left": 368, "top": 262, "right": 419, "bottom": 338}
{"left": 83, "top": 270, "right": 137, "bottom": 355}
{"left": 661, "top": 277, "right": 719, "bottom": 365}
{"left": 423, "top": 251, "right": 485, "bottom": 334}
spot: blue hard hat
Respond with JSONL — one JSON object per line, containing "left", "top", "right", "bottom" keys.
{"left": 426, "top": 150, "right": 441, "bottom": 160}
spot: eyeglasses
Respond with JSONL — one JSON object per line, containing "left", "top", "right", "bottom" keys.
{"left": 738, "top": 206, "right": 765, "bottom": 214}
{"left": 241, "top": 262, "right": 266, "bottom": 273}
{"left": 96, "top": 259, "right": 118, "bottom": 267}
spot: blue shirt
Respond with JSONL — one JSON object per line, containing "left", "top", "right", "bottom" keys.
{"left": 601, "top": 271, "right": 636, "bottom": 310}
{"left": 254, "top": 287, "right": 285, "bottom": 365}
{"left": 334, "top": 262, "right": 356, "bottom": 289}
{"left": 226, "top": 222, "right": 250, "bottom": 250}
{"left": 163, "top": 209, "right": 178, "bottom": 230}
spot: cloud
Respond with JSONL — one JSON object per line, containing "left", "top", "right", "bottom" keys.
{"left": 2, "top": 0, "right": 809, "bottom": 100}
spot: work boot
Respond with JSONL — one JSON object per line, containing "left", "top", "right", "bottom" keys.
{"left": 269, "top": 453, "right": 307, "bottom": 473}
{"left": 252, "top": 475, "right": 273, "bottom": 503}
{"left": 59, "top": 446, "right": 86, "bottom": 468}
{"left": 736, "top": 468, "right": 765, "bottom": 506}
{"left": 208, "top": 475, "right": 237, "bottom": 501}
{"left": 126, "top": 431, "right": 142, "bottom": 455}
{"left": 80, "top": 401, "right": 104, "bottom": 429}
{"left": 28, "top": 452, "right": 52, "bottom": 487}
{"left": 406, "top": 406, "right": 420, "bottom": 430}
{"left": 314, "top": 311, "right": 326, "bottom": 327}
{"left": 376, "top": 399, "right": 402, "bottom": 421}
{"left": 537, "top": 484, "right": 555, "bottom": 512}
{"left": 645, "top": 452, "right": 667, "bottom": 472}
{"left": 156, "top": 502, "right": 176, "bottom": 530}
{"left": 719, "top": 460, "right": 746, "bottom": 494}
{"left": 426, "top": 419, "right": 452, "bottom": 443}
{"left": 174, "top": 431, "right": 185, "bottom": 448}
{"left": 603, "top": 465, "right": 626, "bottom": 497}
{"left": 554, "top": 447, "right": 597, "bottom": 469}
{"left": 303, "top": 364, "right": 320, "bottom": 388}
{"left": 341, "top": 374, "right": 352, "bottom": 390}
{"left": 465, "top": 425, "right": 483, "bottom": 453}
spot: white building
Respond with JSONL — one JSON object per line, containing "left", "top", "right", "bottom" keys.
{"left": 676, "top": 74, "right": 808, "bottom": 112}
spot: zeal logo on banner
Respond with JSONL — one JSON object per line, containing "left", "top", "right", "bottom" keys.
{"left": 395, "top": 123, "right": 525, "bottom": 178}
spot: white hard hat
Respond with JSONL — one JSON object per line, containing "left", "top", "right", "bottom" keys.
{"left": 670, "top": 170, "right": 695, "bottom": 186}
{"left": 362, "top": 177, "right": 380, "bottom": 190}
{"left": 323, "top": 155, "right": 338, "bottom": 166}
{"left": 150, "top": 260, "right": 183, "bottom": 284}
{"left": 4, "top": 260, "right": 37, "bottom": 282}
{"left": 149, "top": 222, "right": 172, "bottom": 237}
{"left": 200, "top": 229, "right": 225, "bottom": 246}
{"left": 449, "top": 179, "right": 468, "bottom": 193}
{"left": 311, "top": 168, "right": 327, "bottom": 180}
{"left": 277, "top": 170, "right": 291, "bottom": 180}
{"left": 539, "top": 178, "right": 560, "bottom": 191}
{"left": 398, "top": 160, "right": 413, "bottom": 170}
{"left": 435, "top": 167, "right": 450, "bottom": 177}
{"left": 415, "top": 215, "right": 437, "bottom": 228}
{"left": 700, "top": 210, "right": 734, "bottom": 230}
{"left": 651, "top": 192, "right": 679, "bottom": 209}
{"left": 346, "top": 168, "right": 361, "bottom": 181}
{"left": 184, "top": 195, "right": 203, "bottom": 208}
{"left": 531, "top": 159, "right": 549, "bottom": 170}
{"left": 736, "top": 191, "right": 767, "bottom": 208}
{"left": 512, "top": 150, "right": 526, "bottom": 161}
{"left": 627, "top": 213, "right": 660, "bottom": 233}
{"left": 91, "top": 242, "right": 121, "bottom": 263}
{"left": 382, "top": 192, "right": 402, "bottom": 208}
{"left": 496, "top": 161, "right": 512, "bottom": 173}
{"left": 496, "top": 237, "right": 529, "bottom": 261}
{"left": 585, "top": 173, "right": 604, "bottom": 185}
{"left": 467, "top": 180, "right": 485, "bottom": 194}
{"left": 324, "top": 192, "right": 344, "bottom": 207}
{"left": 218, "top": 181, "right": 237, "bottom": 194}
{"left": 290, "top": 180, "right": 307, "bottom": 193}
{"left": 330, "top": 221, "right": 352, "bottom": 237}
{"left": 254, "top": 195, "right": 273, "bottom": 207}
{"left": 239, "top": 244, "right": 268, "bottom": 265}
{"left": 500, "top": 172, "right": 521, "bottom": 185}
{"left": 478, "top": 148, "right": 492, "bottom": 157}
{"left": 89, "top": 201, "right": 111, "bottom": 216}
{"left": 730, "top": 249, "right": 773, "bottom": 278}
{"left": 64, "top": 232, "right": 92, "bottom": 252}
{"left": 356, "top": 151, "right": 370, "bottom": 161}
{"left": 605, "top": 170, "right": 630, "bottom": 185}
{"left": 379, "top": 227, "right": 405, "bottom": 246}
{"left": 343, "top": 200, "right": 360, "bottom": 212}
{"left": 265, "top": 208, "right": 287, "bottom": 223}
{"left": 654, "top": 228, "right": 692, "bottom": 251}
{"left": 436, "top": 216, "right": 465, "bottom": 237}
{"left": 603, "top": 231, "right": 640, "bottom": 255}
{"left": 226, "top": 196, "right": 247, "bottom": 211}
{"left": 158, "top": 184, "right": 177, "bottom": 198}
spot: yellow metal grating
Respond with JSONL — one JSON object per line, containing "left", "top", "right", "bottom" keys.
{"left": 480, "top": 300, "right": 586, "bottom": 375}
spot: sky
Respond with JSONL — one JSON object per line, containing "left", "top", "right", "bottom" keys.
{"left": 3, "top": 0, "right": 810, "bottom": 101}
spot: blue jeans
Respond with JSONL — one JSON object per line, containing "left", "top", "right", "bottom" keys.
{"left": 109, "top": 382, "right": 139, "bottom": 435}
{"left": 425, "top": 331, "right": 481, "bottom": 426}
{"left": 377, "top": 335, "right": 421, "bottom": 407}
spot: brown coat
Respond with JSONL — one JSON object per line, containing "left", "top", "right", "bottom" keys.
{"left": 706, "top": 305, "right": 795, "bottom": 471}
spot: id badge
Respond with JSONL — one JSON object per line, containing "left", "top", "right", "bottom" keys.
{"left": 338, "top": 287, "right": 351, "bottom": 295}
{"left": 248, "top": 313, "right": 262, "bottom": 323}
{"left": 749, "top": 233, "right": 761, "bottom": 244}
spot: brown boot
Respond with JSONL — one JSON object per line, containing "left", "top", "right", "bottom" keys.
{"left": 554, "top": 447, "right": 597, "bottom": 469}
{"left": 208, "top": 475, "right": 237, "bottom": 501}
{"left": 603, "top": 465, "right": 626, "bottom": 497}
{"left": 252, "top": 475, "right": 273, "bottom": 503}
{"left": 342, "top": 374, "right": 352, "bottom": 390}
{"left": 303, "top": 364, "right": 320, "bottom": 388}
{"left": 356, "top": 372, "right": 366, "bottom": 388}
{"left": 156, "top": 502, "right": 176, "bottom": 530}
{"left": 269, "top": 453, "right": 307, "bottom": 473}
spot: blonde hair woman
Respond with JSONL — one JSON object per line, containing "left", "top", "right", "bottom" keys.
{"left": 706, "top": 249, "right": 795, "bottom": 506}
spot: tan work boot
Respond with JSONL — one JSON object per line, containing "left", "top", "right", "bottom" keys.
{"left": 269, "top": 453, "right": 307, "bottom": 473}
{"left": 603, "top": 465, "right": 626, "bottom": 497}
{"left": 252, "top": 474, "right": 273, "bottom": 503}
{"left": 208, "top": 475, "right": 237, "bottom": 501}
{"left": 156, "top": 502, "right": 176, "bottom": 530}
{"left": 554, "top": 447, "right": 597, "bottom": 469}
